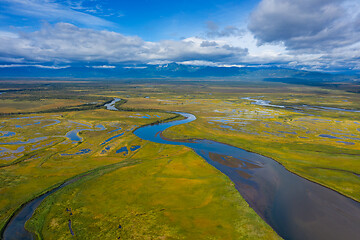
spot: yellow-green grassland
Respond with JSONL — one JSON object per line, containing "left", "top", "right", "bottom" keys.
{"left": 0, "top": 79, "right": 359, "bottom": 239}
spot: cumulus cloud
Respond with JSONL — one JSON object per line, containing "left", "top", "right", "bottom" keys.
{"left": 0, "top": 23, "right": 144, "bottom": 62}
{"left": 1, "top": 0, "right": 358, "bottom": 72}
{"left": 248, "top": 0, "right": 360, "bottom": 51}
{"left": 0, "top": 23, "right": 248, "bottom": 64}
{"left": 245, "top": 0, "right": 360, "bottom": 71}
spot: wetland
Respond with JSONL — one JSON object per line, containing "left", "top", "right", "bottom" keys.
{"left": 0, "top": 79, "right": 359, "bottom": 239}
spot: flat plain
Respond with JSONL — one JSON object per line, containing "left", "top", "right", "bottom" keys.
{"left": 0, "top": 79, "right": 359, "bottom": 239}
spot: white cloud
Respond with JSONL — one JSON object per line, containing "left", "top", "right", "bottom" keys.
{"left": 0, "top": 23, "right": 248, "bottom": 64}
{"left": 0, "top": 64, "right": 70, "bottom": 69}
{"left": 177, "top": 60, "right": 245, "bottom": 68}
{"left": 90, "top": 65, "right": 116, "bottom": 69}
{"left": 0, "top": 0, "right": 113, "bottom": 27}
{"left": 147, "top": 60, "right": 173, "bottom": 65}
{"left": 0, "top": 0, "right": 359, "bottom": 73}
{"left": 123, "top": 66, "right": 147, "bottom": 69}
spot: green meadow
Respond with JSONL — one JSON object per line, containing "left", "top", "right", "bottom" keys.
{"left": 0, "top": 80, "right": 359, "bottom": 239}
{"left": 26, "top": 143, "right": 278, "bottom": 240}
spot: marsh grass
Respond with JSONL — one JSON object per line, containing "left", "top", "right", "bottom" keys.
{"left": 1, "top": 80, "right": 359, "bottom": 239}
{"left": 27, "top": 143, "right": 280, "bottom": 239}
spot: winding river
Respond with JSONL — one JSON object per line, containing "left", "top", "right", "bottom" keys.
{"left": 2, "top": 175, "right": 87, "bottom": 240}
{"left": 134, "top": 112, "right": 360, "bottom": 240}
{"left": 3, "top": 107, "right": 360, "bottom": 240}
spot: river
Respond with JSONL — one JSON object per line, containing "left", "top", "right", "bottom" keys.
{"left": 134, "top": 112, "right": 360, "bottom": 240}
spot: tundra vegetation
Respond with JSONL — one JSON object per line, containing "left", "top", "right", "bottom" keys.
{"left": 0, "top": 79, "right": 359, "bottom": 239}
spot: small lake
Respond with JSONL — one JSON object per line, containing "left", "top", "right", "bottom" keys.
{"left": 116, "top": 146, "right": 128, "bottom": 155}
{"left": 65, "top": 124, "right": 106, "bottom": 142}
{"left": 0, "top": 131, "right": 16, "bottom": 138}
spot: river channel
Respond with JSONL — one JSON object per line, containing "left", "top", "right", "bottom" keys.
{"left": 134, "top": 112, "right": 360, "bottom": 240}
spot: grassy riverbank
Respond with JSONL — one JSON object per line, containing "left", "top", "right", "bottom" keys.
{"left": 26, "top": 142, "right": 280, "bottom": 239}
{"left": 0, "top": 108, "right": 175, "bottom": 232}
{"left": 115, "top": 82, "right": 360, "bottom": 201}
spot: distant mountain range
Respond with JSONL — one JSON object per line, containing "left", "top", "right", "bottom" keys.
{"left": 0, "top": 62, "right": 293, "bottom": 78}
{"left": 0, "top": 63, "right": 359, "bottom": 91}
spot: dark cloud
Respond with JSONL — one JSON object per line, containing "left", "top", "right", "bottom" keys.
{"left": 200, "top": 41, "right": 218, "bottom": 47}
{"left": 206, "top": 21, "right": 244, "bottom": 38}
{"left": 248, "top": 0, "right": 360, "bottom": 51}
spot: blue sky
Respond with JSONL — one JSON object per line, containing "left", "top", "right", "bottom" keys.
{"left": 0, "top": 0, "right": 359, "bottom": 72}
{"left": 0, "top": 0, "right": 256, "bottom": 40}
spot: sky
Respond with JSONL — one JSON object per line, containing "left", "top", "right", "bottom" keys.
{"left": 0, "top": 0, "right": 359, "bottom": 72}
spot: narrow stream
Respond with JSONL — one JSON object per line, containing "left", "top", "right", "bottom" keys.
{"left": 2, "top": 175, "right": 86, "bottom": 240}
{"left": 134, "top": 112, "right": 360, "bottom": 240}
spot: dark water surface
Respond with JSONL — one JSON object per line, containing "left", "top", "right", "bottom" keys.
{"left": 65, "top": 124, "right": 106, "bottom": 142}
{"left": 100, "top": 132, "right": 124, "bottom": 145}
{"left": 134, "top": 112, "right": 360, "bottom": 240}
{"left": 2, "top": 175, "right": 86, "bottom": 240}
